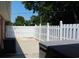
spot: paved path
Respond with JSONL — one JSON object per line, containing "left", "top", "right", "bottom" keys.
{"left": 15, "top": 38, "right": 39, "bottom": 58}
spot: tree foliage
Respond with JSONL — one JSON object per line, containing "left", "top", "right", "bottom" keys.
{"left": 22, "top": 1, "right": 79, "bottom": 25}
{"left": 14, "top": 16, "right": 25, "bottom": 26}
{"left": 25, "top": 20, "right": 30, "bottom": 26}
{"left": 5, "top": 21, "right": 13, "bottom": 25}
{"left": 30, "top": 15, "right": 40, "bottom": 25}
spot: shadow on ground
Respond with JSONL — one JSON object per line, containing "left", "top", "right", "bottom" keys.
{"left": 0, "top": 26, "right": 26, "bottom": 58}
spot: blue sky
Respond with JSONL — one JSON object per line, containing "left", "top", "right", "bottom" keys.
{"left": 11, "top": 1, "right": 38, "bottom": 23}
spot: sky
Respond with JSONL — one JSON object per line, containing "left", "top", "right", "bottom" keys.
{"left": 11, "top": 1, "right": 38, "bottom": 23}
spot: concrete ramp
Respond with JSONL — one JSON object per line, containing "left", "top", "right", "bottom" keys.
{"left": 16, "top": 38, "right": 39, "bottom": 58}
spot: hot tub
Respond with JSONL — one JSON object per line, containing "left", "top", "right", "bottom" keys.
{"left": 39, "top": 40, "right": 79, "bottom": 58}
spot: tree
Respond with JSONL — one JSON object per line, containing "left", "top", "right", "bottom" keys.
{"left": 22, "top": 1, "right": 53, "bottom": 24}
{"left": 51, "top": 1, "right": 79, "bottom": 24}
{"left": 25, "top": 20, "right": 29, "bottom": 26}
{"left": 22, "top": 1, "right": 79, "bottom": 25}
{"left": 14, "top": 16, "right": 25, "bottom": 26}
{"left": 30, "top": 15, "right": 40, "bottom": 25}
{"left": 28, "top": 15, "right": 48, "bottom": 25}
{"left": 5, "top": 21, "right": 13, "bottom": 25}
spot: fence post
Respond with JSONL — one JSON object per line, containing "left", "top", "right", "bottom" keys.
{"left": 35, "top": 24, "right": 37, "bottom": 39}
{"left": 39, "top": 23, "right": 41, "bottom": 41}
{"left": 47, "top": 23, "right": 49, "bottom": 41}
{"left": 77, "top": 24, "right": 79, "bottom": 40}
{"left": 60, "top": 21, "right": 63, "bottom": 40}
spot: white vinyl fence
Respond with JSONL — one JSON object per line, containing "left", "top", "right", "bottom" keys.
{"left": 6, "top": 21, "right": 79, "bottom": 41}
{"left": 6, "top": 26, "right": 35, "bottom": 38}
{"left": 35, "top": 21, "right": 79, "bottom": 41}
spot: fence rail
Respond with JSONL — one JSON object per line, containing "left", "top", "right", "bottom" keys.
{"left": 6, "top": 21, "right": 79, "bottom": 41}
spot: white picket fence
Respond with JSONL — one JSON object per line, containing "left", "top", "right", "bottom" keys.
{"left": 6, "top": 21, "right": 79, "bottom": 41}
{"left": 35, "top": 21, "right": 79, "bottom": 41}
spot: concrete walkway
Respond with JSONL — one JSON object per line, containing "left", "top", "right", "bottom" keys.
{"left": 15, "top": 37, "right": 39, "bottom": 58}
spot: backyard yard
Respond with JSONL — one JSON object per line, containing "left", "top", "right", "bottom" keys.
{"left": 1, "top": 1, "right": 79, "bottom": 58}
{"left": 5, "top": 21, "right": 79, "bottom": 58}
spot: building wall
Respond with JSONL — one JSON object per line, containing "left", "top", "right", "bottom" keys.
{"left": 0, "top": 16, "right": 2, "bottom": 47}
{"left": 0, "top": 15, "right": 4, "bottom": 49}
{"left": 0, "top": 1, "right": 11, "bottom": 21}
{"left": 0, "top": 1, "right": 11, "bottom": 49}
